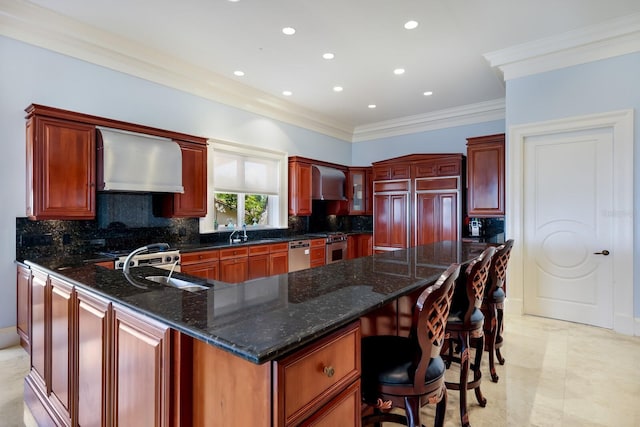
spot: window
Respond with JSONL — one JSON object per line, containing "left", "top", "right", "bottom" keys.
{"left": 200, "top": 140, "right": 288, "bottom": 233}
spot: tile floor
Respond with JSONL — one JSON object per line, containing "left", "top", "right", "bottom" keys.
{"left": 1, "top": 313, "right": 639, "bottom": 426}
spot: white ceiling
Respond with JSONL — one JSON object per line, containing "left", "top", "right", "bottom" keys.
{"left": 5, "top": 0, "right": 640, "bottom": 140}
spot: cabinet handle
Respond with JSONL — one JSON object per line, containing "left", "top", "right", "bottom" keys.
{"left": 322, "top": 366, "right": 335, "bottom": 378}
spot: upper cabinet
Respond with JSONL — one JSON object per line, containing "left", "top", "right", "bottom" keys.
{"left": 288, "top": 158, "right": 313, "bottom": 216}
{"left": 347, "top": 167, "right": 373, "bottom": 215}
{"left": 24, "top": 104, "right": 208, "bottom": 220}
{"left": 26, "top": 106, "right": 96, "bottom": 220}
{"left": 154, "top": 140, "right": 208, "bottom": 217}
{"left": 466, "top": 133, "right": 505, "bottom": 217}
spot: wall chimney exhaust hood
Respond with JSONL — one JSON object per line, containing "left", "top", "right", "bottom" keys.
{"left": 97, "top": 127, "right": 184, "bottom": 193}
{"left": 312, "top": 165, "right": 347, "bottom": 201}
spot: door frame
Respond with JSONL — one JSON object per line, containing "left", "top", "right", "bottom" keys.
{"left": 506, "top": 109, "right": 634, "bottom": 334}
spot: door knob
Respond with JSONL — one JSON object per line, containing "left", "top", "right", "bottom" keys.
{"left": 593, "top": 250, "right": 610, "bottom": 256}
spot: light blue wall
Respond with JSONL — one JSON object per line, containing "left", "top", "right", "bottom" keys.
{"left": 351, "top": 120, "right": 505, "bottom": 165}
{"left": 0, "top": 36, "right": 351, "bottom": 330}
{"left": 505, "top": 51, "right": 640, "bottom": 317}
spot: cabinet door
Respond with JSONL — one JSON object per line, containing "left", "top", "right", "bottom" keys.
{"left": 30, "top": 269, "right": 49, "bottom": 393}
{"left": 373, "top": 193, "right": 409, "bottom": 249}
{"left": 248, "top": 254, "right": 269, "bottom": 280}
{"left": 49, "top": 276, "right": 74, "bottom": 426}
{"left": 299, "top": 381, "right": 361, "bottom": 427}
{"left": 27, "top": 117, "right": 96, "bottom": 219}
{"left": 76, "top": 288, "right": 111, "bottom": 427}
{"left": 181, "top": 262, "right": 219, "bottom": 280}
{"left": 289, "top": 161, "right": 312, "bottom": 216}
{"left": 156, "top": 141, "right": 207, "bottom": 217}
{"left": 415, "top": 192, "right": 459, "bottom": 245}
{"left": 348, "top": 168, "right": 366, "bottom": 215}
{"left": 310, "top": 239, "right": 326, "bottom": 268}
{"left": 269, "top": 251, "right": 289, "bottom": 276}
{"left": 220, "top": 258, "right": 249, "bottom": 283}
{"left": 17, "top": 264, "right": 31, "bottom": 352}
{"left": 114, "top": 305, "right": 170, "bottom": 427}
{"left": 467, "top": 134, "right": 505, "bottom": 217}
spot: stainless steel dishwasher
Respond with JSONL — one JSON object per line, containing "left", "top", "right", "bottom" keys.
{"left": 288, "top": 239, "right": 311, "bottom": 272}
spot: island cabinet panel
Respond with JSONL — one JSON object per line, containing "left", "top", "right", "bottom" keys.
{"left": 180, "top": 250, "right": 219, "bottom": 280}
{"left": 114, "top": 304, "right": 170, "bottom": 427}
{"left": 273, "top": 322, "right": 361, "bottom": 426}
{"left": 310, "top": 239, "right": 326, "bottom": 268}
{"left": 49, "top": 276, "right": 74, "bottom": 426}
{"left": 269, "top": 243, "right": 289, "bottom": 276}
{"left": 190, "top": 336, "right": 272, "bottom": 427}
{"left": 219, "top": 247, "right": 249, "bottom": 283}
{"left": 466, "top": 133, "right": 505, "bottom": 217}
{"left": 30, "top": 269, "right": 49, "bottom": 395}
{"left": 16, "top": 264, "right": 31, "bottom": 353}
{"left": 289, "top": 159, "right": 313, "bottom": 216}
{"left": 26, "top": 115, "right": 96, "bottom": 220}
{"left": 76, "top": 288, "right": 112, "bottom": 427}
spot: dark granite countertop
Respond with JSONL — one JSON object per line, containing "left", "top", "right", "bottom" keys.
{"left": 24, "top": 240, "right": 489, "bottom": 364}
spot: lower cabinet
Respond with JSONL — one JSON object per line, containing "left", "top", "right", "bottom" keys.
{"left": 219, "top": 247, "right": 249, "bottom": 283}
{"left": 25, "top": 267, "right": 171, "bottom": 427}
{"left": 248, "top": 245, "right": 270, "bottom": 280}
{"left": 16, "top": 264, "right": 31, "bottom": 352}
{"left": 310, "top": 239, "right": 326, "bottom": 268}
{"left": 269, "top": 243, "right": 289, "bottom": 276}
{"left": 180, "top": 250, "right": 220, "bottom": 280}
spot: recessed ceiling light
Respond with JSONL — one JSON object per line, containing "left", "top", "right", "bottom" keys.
{"left": 282, "top": 90, "right": 293, "bottom": 96}
{"left": 322, "top": 53, "right": 335, "bottom": 60}
{"left": 423, "top": 91, "right": 433, "bottom": 96}
{"left": 404, "top": 20, "right": 419, "bottom": 30}
{"left": 282, "top": 27, "right": 296, "bottom": 35}
{"left": 394, "top": 68, "right": 405, "bottom": 75}
{"left": 368, "top": 104, "right": 377, "bottom": 109}
{"left": 228, "top": 0, "right": 240, "bottom": 2}
{"left": 333, "top": 86, "right": 343, "bottom": 92}
{"left": 233, "top": 70, "right": 245, "bottom": 77}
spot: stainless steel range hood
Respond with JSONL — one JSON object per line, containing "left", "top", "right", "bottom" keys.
{"left": 97, "top": 127, "right": 184, "bottom": 193}
{"left": 312, "top": 165, "right": 347, "bottom": 201}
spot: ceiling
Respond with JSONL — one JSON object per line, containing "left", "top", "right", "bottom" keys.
{"left": 5, "top": 0, "right": 640, "bottom": 140}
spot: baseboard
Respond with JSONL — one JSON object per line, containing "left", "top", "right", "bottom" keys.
{"left": 0, "top": 326, "right": 20, "bottom": 349}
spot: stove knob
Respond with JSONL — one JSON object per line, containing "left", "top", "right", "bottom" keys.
{"left": 129, "top": 261, "right": 135, "bottom": 267}
{"left": 165, "top": 256, "right": 172, "bottom": 263}
{"left": 117, "top": 262, "right": 124, "bottom": 269}
{"left": 173, "top": 256, "right": 180, "bottom": 262}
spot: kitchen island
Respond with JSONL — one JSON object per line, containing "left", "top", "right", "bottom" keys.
{"left": 21, "top": 240, "right": 489, "bottom": 426}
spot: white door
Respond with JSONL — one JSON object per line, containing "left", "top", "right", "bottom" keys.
{"left": 522, "top": 128, "right": 614, "bottom": 328}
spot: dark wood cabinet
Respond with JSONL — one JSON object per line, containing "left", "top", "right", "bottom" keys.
{"left": 372, "top": 154, "right": 463, "bottom": 251}
{"left": 155, "top": 140, "right": 208, "bottom": 218}
{"left": 181, "top": 250, "right": 220, "bottom": 280}
{"left": 16, "top": 264, "right": 31, "bottom": 353}
{"left": 269, "top": 243, "right": 289, "bottom": 276}
{"left": 30, "top": 269, "right": 48, "bottom": 394}
{"left": 49, "top": 276, "right": 74, "bottom": 426}
{"left": 310, "top": 239, "right": 326, "bottom": 268}
{"left": 76, "top": 288, "right": 111, "bottom": 427}
{"left": 248, "top": 245, "right": 270, "bottom": 280}
{"left": 466, "top": 133, "right": 505, "bottom": 217}
{"left": 219, "top": 247, "right": 249, "bottom": 283}
{"left": 114, "top": 304, "right": 170, "bottom": 426}
{"left": 288, "top": 159, "right": 313, "bottom": 216}
{"left": 373, "top": 181, "right": 410, "bottom": 250}
{"left": 26, "top": 111, "right": 96, "bottom": 220}
{"left": 347, "top": 167, "right": 373, "bottom": 215}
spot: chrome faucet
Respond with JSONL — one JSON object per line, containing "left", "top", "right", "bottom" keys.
{"left": 229, "top": 225, "right": 248, "bottom": 244}
{"left": 122, "top": 243, "right": 170, "bottom": 276}
{"left": 229, "top": 228, "right": 240, "bottom": 244}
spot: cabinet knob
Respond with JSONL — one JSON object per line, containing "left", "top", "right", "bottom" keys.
{"left": 322, "top": 366, "right": 335, "bottom": 378}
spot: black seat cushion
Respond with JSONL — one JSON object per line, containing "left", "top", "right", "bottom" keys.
{"left": 361, "top": 335, "right": 445, "bottom": 403}
{"left": 447, "top": 307, "right": 484, "bottom": 325}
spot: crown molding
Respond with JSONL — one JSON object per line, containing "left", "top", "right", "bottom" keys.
{"left": 0, "top": 0, "right": 507, "bottom": 143}
{"left": 351, "top": 99, "right": 505, "bottom": 143}
{"left": 0, "top": 0, "right": 355, "bottom": 141}
{"left": 484, "top": 13, "right": 640, "bottom": 81}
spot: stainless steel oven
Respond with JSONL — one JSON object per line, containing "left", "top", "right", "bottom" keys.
{"left": 325, "top": 233, "right": 347, "bottom": 265}
{"left": 112, "top": 249, "right": 181, "bottom": 272}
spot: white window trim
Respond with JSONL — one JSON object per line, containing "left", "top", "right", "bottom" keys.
{"left": 199, "top": 139, "right": 288, "bottom": 233}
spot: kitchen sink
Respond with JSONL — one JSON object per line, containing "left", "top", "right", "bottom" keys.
{"left": 145, "top": 275, "right": 209, "bottom": 292}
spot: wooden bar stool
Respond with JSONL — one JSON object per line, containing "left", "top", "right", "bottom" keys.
{"left": 481, "top": 239, "right": 514, "bottom": 381}
{"left": 442, "top": 246, "right": 495, "bottom": 427}
{"left": 361, "top": 263, "right": 461, "bottom": 427}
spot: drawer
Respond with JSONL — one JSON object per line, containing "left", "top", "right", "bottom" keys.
{"left": 219, "top": 247, "right": 249, "bottom": 260}
{"left": 275, "top": 322, "right": 360, "bottom": 426}
{"left": 299, "top": 380, "right": 361, "bottom": 427}
{"left": 270, "top": 242, "right": 289, "bottom": 253}
{"left": 248, "top": 244, "right": 270, "bottom": 256}
{"left": 310, "top": 239, "right": 325, "bottom": 248}
{"left": 181, "top": 250, "right": 219, "bottom": 264}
